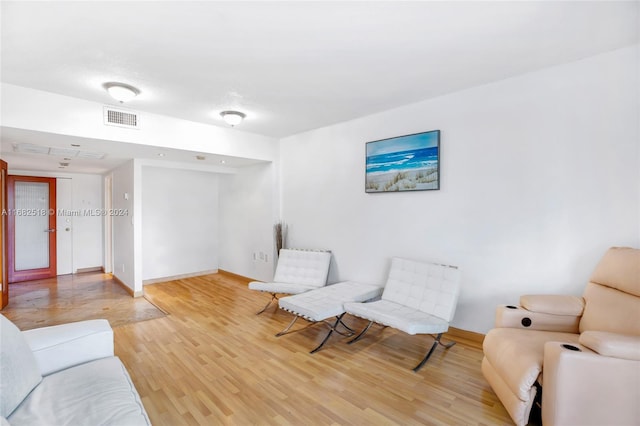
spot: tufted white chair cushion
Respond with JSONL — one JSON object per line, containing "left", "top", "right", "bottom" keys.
{"left": 382, "top": 258, "right": 461, "bottom": 321}
{"left": 272, "top": 249, "right": 332, "bottom": 288}
{"left": 249, "top": 249, "right": 332, "bottom": 293}
{"left": 279, "top": 281, "right": 383, "bottom": 322}
{"left": 346, "top": 299, "right": 451, "bottom": 335}
{"left": 344, "top": 258, "right": 461, "bottom": 335}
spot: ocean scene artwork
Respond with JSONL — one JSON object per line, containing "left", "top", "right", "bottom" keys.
{"left": 365, "top": 130, "right": 440, "bottom": 192}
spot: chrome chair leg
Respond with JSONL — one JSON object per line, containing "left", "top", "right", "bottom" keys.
{"left": 256, "top": 293, "right": 278, "bottom": 315}
{"left": 347, "top": 320, "right": 374, "bottom": 344}
{"left": 337, "top": 317, "right": 356, "bottom": 334}
{"left": 412, "top": 333, "right": 456, "bottom": 372}
{"left": 275, "top": 316, "right": 301, "bottom": 337}
{"left": 310, "top": 314, "right": 344, "bottom": 354}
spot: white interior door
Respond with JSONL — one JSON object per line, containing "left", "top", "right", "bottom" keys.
{"left": 56, "top": 178, "right": 73, "bottom": 275}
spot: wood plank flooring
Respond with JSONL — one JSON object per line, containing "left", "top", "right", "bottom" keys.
{"left": 2, "top": 272, "right": 513, "bottom": 425}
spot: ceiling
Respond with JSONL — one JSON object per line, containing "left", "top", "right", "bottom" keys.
{"left": 1, "top": 1, "right": 638, "bottom": 173}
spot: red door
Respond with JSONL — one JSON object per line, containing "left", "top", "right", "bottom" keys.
{"left": 7, "top": 176, "right": 57, "bottom": 283}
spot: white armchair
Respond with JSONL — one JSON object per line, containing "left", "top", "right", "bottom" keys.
{"left": 248, "top": 249, "right": 332, "bottom": 314}
{"left": 344, "top": 257, "right": 461, "bottom": 371}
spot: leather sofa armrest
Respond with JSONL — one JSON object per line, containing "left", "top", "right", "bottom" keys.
{"left": 579, "top": 331, "right": 640, "bottom": 361}
{"left": 520, "top": 295, "right": 584, "bottom": 316}
{"left": 495, "top": 304, "right": 581, "bottom": 333}
{"left": 22, "top": 319, "right": 114, "bottom": 376}
{"left": 542, "top": 341, "right": 640, "bottom": 426}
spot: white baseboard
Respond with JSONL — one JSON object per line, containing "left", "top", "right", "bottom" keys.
{"left": 143, "top": 269, "right": 219, "bottom": 285}
{"left": 75, "top": 266, "right": 104, "bottom": 274}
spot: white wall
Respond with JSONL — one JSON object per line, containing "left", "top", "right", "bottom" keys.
{"left": 218, "top": 162, "right": 278, "bottom": 281}
{"left": 141, "top": 166, "right": 219, "bottom": 281}
{"left": 8, "top": 170, "right": 104, "bottom": 272}
{"left": 1, "top": 83, "right": 279, "bottom": 162}
{"left": 279, "top": 46, "right": 640, "bottom": 333}
{"left": 110, "top": 160, "right": 142, "bottom": 295}
{"left": 2, "top": 83, "right": 279, "bottom": 293}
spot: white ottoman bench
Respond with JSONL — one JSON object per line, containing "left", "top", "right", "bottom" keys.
{"left": 278, "top": 281, "right": 383, "bottom": 353}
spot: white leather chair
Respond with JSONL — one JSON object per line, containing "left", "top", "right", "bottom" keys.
{"left": 482, "top": 247, "right": 640, "bottom": 426}
{"left": 248, "top": 248, "right": 332, "bottom": 314}
{"left": 344, "top": 257, "right": 461, "bottom": 371}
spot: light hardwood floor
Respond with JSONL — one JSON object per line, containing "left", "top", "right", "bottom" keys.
{"left": 3, "top": 272, "right": 513, "bottom": 425}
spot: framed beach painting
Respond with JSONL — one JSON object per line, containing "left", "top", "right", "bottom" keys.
{"left": 365, "top": 130, "right": 440, "bottom": 193}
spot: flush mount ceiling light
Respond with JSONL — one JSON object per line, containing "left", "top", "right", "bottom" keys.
{"left": 103, "top": 82, "right": 140, "bottom": 103}
{"left": 220, "top": 110, "right": 246, "bottom": 127}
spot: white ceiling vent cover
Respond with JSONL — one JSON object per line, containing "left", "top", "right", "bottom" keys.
{"left": 103, "top": 106, "right": 140, "bottom": 129}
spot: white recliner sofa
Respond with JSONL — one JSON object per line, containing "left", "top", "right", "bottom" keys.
{"left": 0, "top": 314, "right": 150, "bottom": 426}
{"left": 482, "top": 247, "right": 640, "bottom": 426}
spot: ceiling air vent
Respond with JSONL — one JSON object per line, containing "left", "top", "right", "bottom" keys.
{"left": 103, "top": 106, "right": 140, "bottom": 129}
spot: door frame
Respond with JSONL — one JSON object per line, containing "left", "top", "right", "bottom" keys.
{"left": 0, "top": 160, "right": 7, "bottom": 308}
{"left": 7, "top": 176, "right": 57, "bottom": 283}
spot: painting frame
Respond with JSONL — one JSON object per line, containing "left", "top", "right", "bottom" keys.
{"left": 365, "top": 129, "right": 440, "bottom": 193}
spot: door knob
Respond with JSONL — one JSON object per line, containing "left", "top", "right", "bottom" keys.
{"left": 45, "top": 228, "right": 55, "bottom": 233}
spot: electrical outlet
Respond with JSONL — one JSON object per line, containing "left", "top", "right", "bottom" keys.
{"left": 264, "top": 254, "right": 268, "bottom": 262}
{"left": 122, "top": 264, "right": 125, "bottom": 273}
{"left": 252, "top": 252, "right": 257, "bottom": 261}
{"left": 259, "top": 252, "right": 265, "bottom": 260}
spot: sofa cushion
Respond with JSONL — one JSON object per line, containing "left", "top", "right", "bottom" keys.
{"left": 483, "top": 328, "right": 579, "bottom": 402}
{"left": 579, "top": 331, "right": 640, "bottom": 361}
{"left": 520, "top": 295, "right": 584, "bottom": 316}
{"left": 580, "top": 282, "right": 640, "bottom": 335}
{"left": 8, "top": 356, "right": 150, "bottom": 426}
{"left": 22, "top": 319, "right": 113, "bottom": 376}
{"left": 589, "top": 247, "right": 640, "bottom": 297}
{"left": 0, "top": 315, "right": 42, "bottom": 418}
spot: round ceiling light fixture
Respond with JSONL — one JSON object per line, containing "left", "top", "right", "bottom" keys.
{"left": 103, "top": 82, "right": 140, "bottom": 103}
{"left": 220, "top": 110, "right": 246, "bottom": 127}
